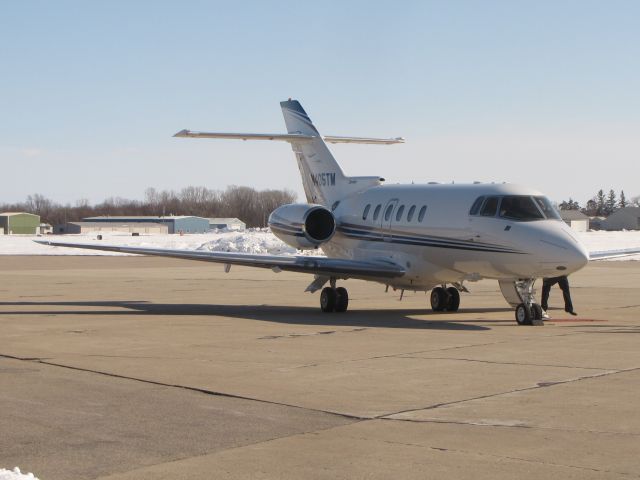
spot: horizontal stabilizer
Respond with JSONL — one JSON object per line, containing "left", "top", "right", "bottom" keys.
{"left": 174, "top": 130, "right": 404, "bottom": 145}
{"left": 323, "top": 135, "right": 404, "bottom": 145}
{"left": 173, "top": 130, "right": 315, "bottom": 142}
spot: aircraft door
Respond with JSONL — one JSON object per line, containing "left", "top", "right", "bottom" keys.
{"left": 380, "top": 199, "right": 398, "bottom": 241}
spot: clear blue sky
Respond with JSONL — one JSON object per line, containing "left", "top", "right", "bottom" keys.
{"left": 2, "top": 0, "right": 639, "bottom": 205}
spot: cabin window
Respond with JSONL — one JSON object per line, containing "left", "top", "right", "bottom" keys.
{"left": 373, "top": 204, "right": 382, "bottom": 221}
{"left": 418, "top": 206, "right": 427, "bottom": 222}
{"left": 480, "top": 197, "right": 499, "bottom": 217}
{"left": 384, "top": 204, "right": 394, "bottom": 221}
{"left": 407, "top": 205, "right": 416, "bottom": 222}
{"left": 469, "top": 196, "right": 484, "bottom": 215}
{"left": 499, "top": 196, "right": 544, "bottom": 221}
{"left": 396, "top": 205, "right": 405, "bottom": 222}
{"left": 362, "top": 204, "right": 371, "bottom": 220}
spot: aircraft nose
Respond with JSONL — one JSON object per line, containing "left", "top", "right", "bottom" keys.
{"left": 540, "top": 229, "right": 589, "bottom": 274}
{"left": 566, "top": 241, "right": 589, "bottom": 273}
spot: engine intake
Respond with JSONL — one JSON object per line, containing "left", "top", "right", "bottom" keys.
{"left": 268, "top": 204, "right": 336, "bottom": 250}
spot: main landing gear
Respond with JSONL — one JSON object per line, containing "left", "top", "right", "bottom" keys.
{"left": 430, "top": 286, "right": 461, "bottom": 312}
{"left": 320, "top": 278, "right": 348, "bottom": 313}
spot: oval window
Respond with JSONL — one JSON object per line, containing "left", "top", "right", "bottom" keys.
{"left": 407, "top": 205, "right": 416, "bottom": 221}
{"left": 362, "top": 204, "right": 371, "bottom": 220}
{"left": 418, "top": 206, "right": 427, "bottom": 222}
{"left": 384, "top": 204, "right": 394, "bottom": 221}
{"left": 395, "top": 205, "right": 405, "bottom": 222}
{"left": 373, "top": 204, "right": 382, "bottom": 221}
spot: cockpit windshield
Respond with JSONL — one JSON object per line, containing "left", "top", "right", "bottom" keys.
{"left": 533, "top": 196, "right": 561, "bottom": 220}
{"left": 469, "top": 195, "right": 561, "bottom": 221}
{"left": 499, "top": 196, "right": 544, "bottom": 221}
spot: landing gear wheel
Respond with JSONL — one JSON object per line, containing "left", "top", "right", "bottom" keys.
{"left": 531, "top": 303, "right": 543, "bottom": 321}
{"left": 446, "top": 287, "right": 460, "bottom": 312}
{"left": 430, "top": 287, "right": 447, "bottom": 312}
{"left": 335, "top": 287, "right": 349, "bottom": 312}
{"left": 515, "top": 303, "right": 533, "bottom": 325}
{"left": 320, "top": 287, "right": 336, "bottom": 312}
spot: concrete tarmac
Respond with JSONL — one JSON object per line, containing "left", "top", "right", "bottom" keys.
{"left": 1, "top": 256, "right": 639, "bottom": 479}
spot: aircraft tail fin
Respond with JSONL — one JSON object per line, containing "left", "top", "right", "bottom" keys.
{"left": 280, "top": 99, "right": 358, "bottom": 206}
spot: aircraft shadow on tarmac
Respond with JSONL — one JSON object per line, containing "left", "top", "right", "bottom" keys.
{"left": 0, "top": 300, "right": 518, "bottom": 330}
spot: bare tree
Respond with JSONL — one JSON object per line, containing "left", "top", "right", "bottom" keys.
{"left": 1, "top": 185, "right": 296, "bottom": 228}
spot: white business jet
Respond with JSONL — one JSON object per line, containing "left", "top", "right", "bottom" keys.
{"left": 38, "top": 100, "right": 640, "bottom": 325}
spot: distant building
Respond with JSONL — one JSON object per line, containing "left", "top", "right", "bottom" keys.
{"left": 55, "top": 221, "right": 169, "bottom": 235}
{"left": 601, "top": 207, "right": 640, "bottom": 231}
{"left": 559, "top": 210, "right": 589, "bottom": 232}
{"left": 208, "top": 218, "right": 246, "bottom": 231}
{"left": 0, "top": 212, "right": 40, "bottom": 234}
{"left": 82, "top": 216, "right": 209, "bottom": 234}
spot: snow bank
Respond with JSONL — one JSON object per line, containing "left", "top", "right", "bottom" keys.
{"left": 0, "top": 229, "right": 638, "bottom": 260}
{"left": 0, "top": 467, "right": 39, "bottom": 480}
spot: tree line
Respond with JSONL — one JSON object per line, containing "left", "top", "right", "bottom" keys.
{"left": 559, "top": 189, "right": 639, "bottom": 217}
{"left": 0, "top": 186, "right": 297, "bottom": 228}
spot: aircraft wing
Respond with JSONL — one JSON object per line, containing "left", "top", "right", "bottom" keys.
{"left": 34, "top": 240, "right": 405, "bottom": 280}
{"left": 589, "top": 247, "right": 640, "bottom": 260}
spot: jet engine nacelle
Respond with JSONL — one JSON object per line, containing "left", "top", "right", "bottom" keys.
{"left": 268, "top": 203, "right": 336, "bottom": 250}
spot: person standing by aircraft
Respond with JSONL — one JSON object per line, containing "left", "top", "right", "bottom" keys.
{"left": 540, "top": 275, "right": 577, "bottom": 318}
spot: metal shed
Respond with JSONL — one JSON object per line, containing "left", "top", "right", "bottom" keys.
{"left": 82, "top": 216, "right": 209, "bottom": 234}
{"left": 0, "top": 212, "right": 41, "bottom": 234}
{"left": 55, "top": 222, "right": 169, "bottom": 234}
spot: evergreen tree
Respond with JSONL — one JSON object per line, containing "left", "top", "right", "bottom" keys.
{"left": 605, "top": 189, "right": 617, "bottom": 216}
{"left": 583, "top": 199, "right": 597, "bottom": 216}
{"left": 596, "top": 189, "right": 606, "bottom": 216}
{"left": 619, "top": 190, "right": 627, "bottom": 209}
{"left": 559, "top": 198, "right": 580, "bottom": 210}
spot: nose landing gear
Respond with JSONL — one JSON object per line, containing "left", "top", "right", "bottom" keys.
{"left": 512, "top": 279, "right": 544, "bottom": 326}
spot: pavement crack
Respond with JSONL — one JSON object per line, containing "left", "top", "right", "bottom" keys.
{"left": 376, "top": 438, "right": 638, "bottom": 476}
{"left": 0, "top": 353, "right": 367, "bottom": 422}
{"left": 400, "top": 356, "right": 611, "bottom": 371}
{"left": 379, "top": 366, "right": 640, "bottom": 419}
{"left": 379, "top": 417, "right": 640, "bottom": 437}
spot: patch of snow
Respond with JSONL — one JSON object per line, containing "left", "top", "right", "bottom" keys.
{"left": 197, "top": 231, "right": 297, "bottom": 255}
{"left": 0, "top": 467, "right": 39, "bottom": 480}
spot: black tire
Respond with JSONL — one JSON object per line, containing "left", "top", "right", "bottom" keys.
{"left": 446, "top": 287, "right": 460, "bottom": 312}
{"left": 320, "top": 287, "right": 336, "bottom": 312}
{"left": 531, "top": 303, "right": 543, "bottom": 321}
{"left": 515, "top": 303, "right": 533, "bottom": 325}
{"left": 335, "top": 287, "right": 349, "bottom": 312}
{"left": 430, "top": 287, "right": 447, "bottom": 312}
